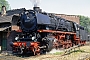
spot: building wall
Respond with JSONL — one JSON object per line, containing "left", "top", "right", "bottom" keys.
{"left": 2, "top": 32, "right": 7, "bottom": 51}
{"left": 55, "top": 14, "right": 80, "bottom": 24}
{"left": 0, "top": 32, "right": 2, "bottom": 52}
{"left": 0, "top": 32, "right": 2, "bottom": 46}
{"left": 0, "top": 32, "right": 7, "bottom": 51}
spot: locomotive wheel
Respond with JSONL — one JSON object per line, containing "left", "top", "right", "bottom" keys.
{"left": 19, "top": 47, "right": 27, "bottom": 55}
{"left": 46, "top": 37, "right": 54, "bottom": 52}
{"left": 40, "top": 49, "right": 46, "bottom": 55}
{"left": 33, "top": 46, "right": 40, "bottom": 55}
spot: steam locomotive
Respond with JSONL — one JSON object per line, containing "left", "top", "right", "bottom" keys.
{"left": 9, "top": 7, "right": 88, "bottom": 55}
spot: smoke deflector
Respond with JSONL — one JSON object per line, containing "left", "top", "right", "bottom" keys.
{"left": 36, "top": 13, "right": 51, "bottom": 25}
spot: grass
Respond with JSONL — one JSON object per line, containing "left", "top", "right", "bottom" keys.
{"left": 53, "top": 47, "right": 88, "bottom": 55}
{"left": 54, "top": 52, "right": 64, "bottom": 55}
{"left": 72, "top": 49, "right": 84, "bottom": 53}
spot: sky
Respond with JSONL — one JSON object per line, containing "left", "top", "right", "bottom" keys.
{"left": 6, "top": 0, "right": 90, "bottom": 17}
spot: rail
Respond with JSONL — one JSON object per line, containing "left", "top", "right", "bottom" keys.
{"left": 63, "top": 41, "right": 90, "bottom": 60}
{"left": 63, "top": 41, "right": 90, "bottom": 55}
{"left": 63, "top": 44, "right": 81, "bottom": 55}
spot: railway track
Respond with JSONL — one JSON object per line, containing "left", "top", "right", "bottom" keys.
{"left": 0, "top": 41, "right": 90, "bottom": 60}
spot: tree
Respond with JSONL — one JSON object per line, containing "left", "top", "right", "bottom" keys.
{"left": 78, "top": 15, "right": 90, "bottom": 32}
{"left": 0, "top": 0, "right": 10, "bottom": 12}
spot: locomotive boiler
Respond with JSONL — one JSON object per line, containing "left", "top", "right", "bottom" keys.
{"left": 8, "top": 7, "right": 87, "bottom": 55}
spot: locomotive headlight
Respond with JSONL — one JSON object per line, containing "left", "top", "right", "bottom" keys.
{"left": 78, "top": 28, "right": 79, "bottom": 30}
{"left": 32, "top": 36, "right": 36, "bottom": 40}
{"left": 15, "top": 37, "right": 19, "bottom": 40}
{"left": 46, "top": 26, "right": 49, "bottom": 30}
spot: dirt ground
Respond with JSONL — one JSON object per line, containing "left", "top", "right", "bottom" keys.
{"left": 0, "top": 43, "right": 90, "bottom": 60}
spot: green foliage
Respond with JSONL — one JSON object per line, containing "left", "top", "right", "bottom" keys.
{"left": 0, "top": 0, "right": 10, "bottom": 12}
{"left": 78, "top": 15, "right": 90, "bottom": 32}
{"left": 54, "top": 52, "right": 63, "bottom": 55}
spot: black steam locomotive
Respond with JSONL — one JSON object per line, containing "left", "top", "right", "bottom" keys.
{"left": 9, "top": 7, "right": 88, "bottom": 55}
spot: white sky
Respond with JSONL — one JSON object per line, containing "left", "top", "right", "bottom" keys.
{"left": 7, "top": 0, "right": 90, "bottom": 17}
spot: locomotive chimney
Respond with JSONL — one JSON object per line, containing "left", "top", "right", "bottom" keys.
{"left": 1, "top": 5, "right": 6, "bottom": 16}
{"left": 33, "top": 7, "right": 42, "bottom": 12}
{"left": 30, "top": 0, "right": 41, "bottom": 12}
